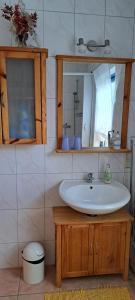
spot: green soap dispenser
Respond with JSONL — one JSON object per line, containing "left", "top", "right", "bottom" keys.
{"left": 103, "top": 163, "right": 112, "bottom": 184}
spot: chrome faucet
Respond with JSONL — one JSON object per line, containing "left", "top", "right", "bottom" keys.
{"left": 87, "top": 172, "right": 94, "bottom": 183}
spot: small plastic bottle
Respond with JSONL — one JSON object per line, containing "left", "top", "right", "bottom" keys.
{"left": 113, "top": 131, "right": 121, "bottom": 149}
{"left": 103, "top": 163, "right": 112, "bottom": 184}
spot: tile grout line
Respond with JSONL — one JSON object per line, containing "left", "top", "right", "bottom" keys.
{"left": 74, "top": 0, "right": 76, "bottom": 55}
{"left": 17, "top": 268, "right": 22, "bottom": 297}
{"left": 15, "top": 146, "right": 20, "bottom": 268}
{"left": 131, "top": 9, "right": 135, "bottom": 57}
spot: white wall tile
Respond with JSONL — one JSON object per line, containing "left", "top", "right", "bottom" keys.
{"left": 46, "top": 58, "right": 56, "bottom": 98}
{"left": 73, "top": 154, "right": 98, "bottom": 173}
{"left": 128, "top": 101, "right": 135, "bottom": 138}
{"left": 0, "top": 16, "right": 11, "bottom": 46}
{"left": 44, "top": 208, "right": 55, "bottom": 240}
{"left": 27, "top": 11, "right": 44, "bottom": 47}
{"left": 44, "top": 11, "right": 74, "bottom": 56}
{"left": 0, "top": 210, "right": 17, "bottom": 243}
{"left": 0, "top": 243, "right": 18, "bottom": 268}
{"left": 45, "top": 138, "right": 72, "bottom": 173}
{"left": 18, "top": 209, "right": 44, "bottom": 242}
{"left": 130, "top": 63, "right": 135, "bottom": 100}
{"left": 75, "top": 0, "right": 105, "bottom": 15}
{"left": 10, "top": 0, "right": 44, "bottom": 10}
{"left": 17, "top": 174, "right": 44, "bottom": 209}
{"left": 99, "top": 172, "right": 124, "bottom": 184}
{"left": 106, "top": 0, "right": 135, "bottom": 18}
{"left": 105, "top": 17, "right": 134, "bottom": 57}
{"left": 72, "top": 172, "right": 98, "bottom": 180}
{"left": 99, "top": 153, "right": 126, "bottom": 173}
{"left": 0, "top": 146, "right": 16, "bottom": 174}
{"left": 0, "top": 175, "right": 17, "bottom": 209}
{"left": 16, "top": 145, "right": 45, "bottom": 174}
{"left": 75, "top": 14, "right": 105, "bottom": 56}
{"left": 44, "top": 241, "right": 55, "bottom": 265}
{"left": 124, "top": 172, "right": 130, "bottom": 190}
{"left": 45, "top": 173, "right": 72, "bottom": 207}
{"left": 47, "top": 99, "right": 56, "bottom": 138}
{"left": 132, "top": 24, "right": 135, "bottom": 58}
{"left": 0, "top": 0, "right": 11, "bottom": 8}
{"left": 44, "top": 0, "right": 74, "bottom": 13}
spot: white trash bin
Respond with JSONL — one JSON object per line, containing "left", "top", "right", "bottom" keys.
{"left": 22, "top": 242, "right": 45, "bottom": 284}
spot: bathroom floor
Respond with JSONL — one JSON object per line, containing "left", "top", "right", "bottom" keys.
{"left": 0, "top": 266, "right": 135, "bottom": 299}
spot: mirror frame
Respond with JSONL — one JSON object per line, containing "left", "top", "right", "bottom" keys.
{"left": 56, "top": 55, "right": 134, "bottom": 152}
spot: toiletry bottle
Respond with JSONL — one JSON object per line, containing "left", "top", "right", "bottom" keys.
{"left": 103, "top": 163, "right": 112, "bottom": 184}
{"left": 108, "top": 130, "right": 114, "bottom": 147}
{"left": 113, "top": 131, "right": 121, "bottom": 149}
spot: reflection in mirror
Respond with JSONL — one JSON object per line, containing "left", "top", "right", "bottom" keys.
{"left": 63, "top": 62, "right": 125, "bottom": 148}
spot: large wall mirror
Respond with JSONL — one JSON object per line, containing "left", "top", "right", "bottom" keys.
{"left": 56, "top": 55, "right": 134, "bottom": 152}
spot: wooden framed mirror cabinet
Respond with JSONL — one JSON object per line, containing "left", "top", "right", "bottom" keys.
{"left": 56, "top": 55, "right": 135, "bottom": 153}
{"left": 0, "top": 46, "right": 48, "bottom": 144}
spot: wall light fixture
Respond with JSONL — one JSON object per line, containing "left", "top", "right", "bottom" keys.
{"left": 77, "top": 38, "right": 111, "bottom": 54}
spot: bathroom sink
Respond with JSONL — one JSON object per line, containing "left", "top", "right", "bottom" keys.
{"left": 59, "top": 180, "right": 130, "bottom": 215}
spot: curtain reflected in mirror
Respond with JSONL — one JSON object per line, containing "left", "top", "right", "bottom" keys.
{"left": 63, "top": 62, "right": 125, "bottom": 148}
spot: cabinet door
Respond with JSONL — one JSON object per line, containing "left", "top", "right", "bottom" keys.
{"left": 0, "top": 51, "right": 41, "bottom": 144}
{"left": 62, "top": 224, "right": 94, "bottom": 278}
{"left": 94, "top": 222, "right": 126, "bottom": 275}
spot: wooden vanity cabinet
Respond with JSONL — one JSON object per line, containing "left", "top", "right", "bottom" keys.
{"left": 53, "top": 207, "right": 133, "bottom": 287}
{"left": 0, "top": 47, "right": 48, "bottom": 144}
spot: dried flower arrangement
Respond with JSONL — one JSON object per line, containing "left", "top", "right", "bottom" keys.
{"left": 1, "top": 0, "right": 38, "bottom": 47}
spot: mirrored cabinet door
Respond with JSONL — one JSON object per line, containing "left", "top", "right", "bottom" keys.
{"left": 56, "top": 55, "right": 133, "bottom": 152}
{"left": 0, "top": 48, "right": 48, "bottom": 144}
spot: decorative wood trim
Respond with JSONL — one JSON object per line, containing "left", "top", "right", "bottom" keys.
{"left": 56, "top": 148, "right": 131, "bottom": 154}
{"left": 57, "top": 59, "right": 63, "bottom": 149}
{"left": 41, "top": 53, "right": 47, "bottom": 144}
{"left": 121, "top": 63, "right": 132, "bottom": 148}
{"left": 7, "top": 138, "right": 37, "bottom": 144}
{"left": 34, "top": 53, "right": 42, "bottom": 144}
{"left": 0, "top": 46, "right": 48, "bottom": 55}
{"left": 2, "top": 51, "right": 39, "bottom": 59}
{"left": 0, "top": 51, "right": 10, "bottom": 143}
{"left": 56, "top": 55, "right": 133, "bottom": 152}
{"left": 56, "top": 55, "right": 135, "bottom": 64}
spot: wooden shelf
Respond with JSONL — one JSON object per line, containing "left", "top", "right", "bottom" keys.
{"left": 56, "top": 147, "right": 131, "bottom": 154}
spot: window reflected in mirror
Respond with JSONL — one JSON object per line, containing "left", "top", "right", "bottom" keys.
{"left": 63, "top": 62, "right": 125, "bottom": 148}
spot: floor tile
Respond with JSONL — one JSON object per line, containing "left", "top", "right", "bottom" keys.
{"left": 0, "top": 268, "right": 21, "bottom": 297}
{"left": 19, "top": 266, "right": 59, "bottom": 295}
{"left": 0, "top": 297, "right": 17, "bottom": 300}
{"left": 59, "top": 273, "right": 135, "bottom": 298}
{"left": 18, "top": 294, "right": 44, "bottom": 300}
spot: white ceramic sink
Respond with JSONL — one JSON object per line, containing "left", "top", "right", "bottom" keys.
{"left": 59, "top": 180, "right": 130, "bottom": 215}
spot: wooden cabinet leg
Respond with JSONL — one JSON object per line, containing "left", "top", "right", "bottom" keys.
{"left": 56, "top": 225, "right": 62, "bottom": 287}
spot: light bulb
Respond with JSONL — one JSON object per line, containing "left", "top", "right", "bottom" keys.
{"left": 104, "top": 45, "right": 111, "bottom": 55}
{"left": 78, "top": 43, "right": 86, "bottom": 54}
{"left": 104, "top": 39, "right": 111, "bottom": 55}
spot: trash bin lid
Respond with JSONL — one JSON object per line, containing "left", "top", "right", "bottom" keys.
{"left": 22, "top": 242, "right": 45, "bottom": 261}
